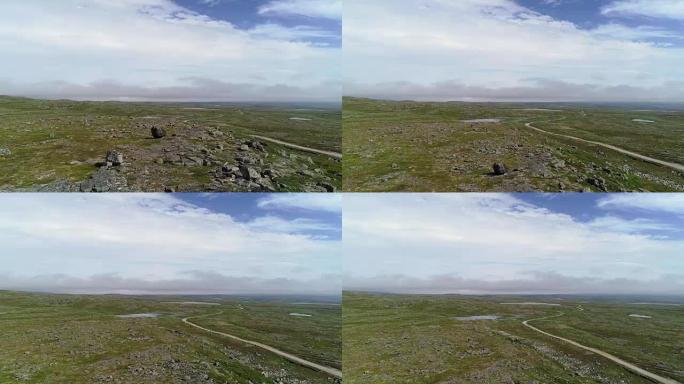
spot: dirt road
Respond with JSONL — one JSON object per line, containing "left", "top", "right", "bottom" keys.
{"left": 524, "top": 122, "right": 684, "bottom": 173}
{"left": 251, "top": 135, "right": 342, "bottom": 160}
{"left": 182, "top": 312, "right": 342, "bottom": 379}
{"left": 523, "top": 313, "right": 680, "bottom": 384}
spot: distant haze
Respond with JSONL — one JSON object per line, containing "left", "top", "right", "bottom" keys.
{"left": 344, "top": 0, "right": 684, "bottom": 102}
{"left": 344, "top": 194, "right": 684, "bottom": 295}
{"left": 0, "top": 194, "right": 341, "bottom": 295}
{"left": 0, "top": 0, "right": 340, "bottom": 102}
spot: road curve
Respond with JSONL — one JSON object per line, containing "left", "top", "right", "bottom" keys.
{"left": 524, "top": 122, "right": 684, "bottom": 173}
{"left": 182, "top": 312, "right": 342, "bottom": 379}
{"left": 250, "top": 134, "right": 342, "bottom": 160}
{"left": 523, "top": 313, "right": 681, "bottom": 384}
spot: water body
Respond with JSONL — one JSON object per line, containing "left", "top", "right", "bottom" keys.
{"left": 500, "top": 302, "right": 561, "bottom": 306}
{"left": 116, "top": 313, "right": 161, "bottom": 318}
{"left": 462, "top": 118, "right": 502, "bottom": 124}
{"left": 289, "top": 313, "right": 312, "bottom": 317}
{"left": 629, "top": 314, "right": 652, "bottom": 318}
{"left": 513, "top": 108, "right": 562, "bottom": 112}
{"left": 289, "top": 117, "right": 312, "bottom": 121}
{"left": 453, "top": 315, "right": 499, "bottom": 321}
{"left": 632, "top": 119, "right": 655, "bottom": 123}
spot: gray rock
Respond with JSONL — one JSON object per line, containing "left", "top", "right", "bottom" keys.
{"left": 239, "top": 165, "right": 260, "bottom": 180}
{"left": 151, "top": 127, "right": 166, "bottom": 138}
{"left": 105, "top": 150, "right": 123, "bottom": 166}
{"left": 249, "top": 140, "right": 266, "bottom": 152}
{"left": 492, "top": 163, "right": 507, "bottom": 175}
{"left": 586, "top": 177, "right": 607, "bottom": 191}
{"left": 239, "top": 144, "right": 250, "bottom": 151}
{"left": 318, "top": 182, "right": 335, "bottom": 192}
{"left": 79, "top": 168, "right": 128, "bottom": 192}
{"left": 36, "top": 179, "right": 78, "bottom": 192}
{"left": 0, "top": 147, "right": 11, "bottom": 156}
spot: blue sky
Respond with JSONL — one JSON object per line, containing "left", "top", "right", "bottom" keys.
{"left": 345, "top": 0, "right": 684, "bottom": 102}
{"left": 344, "top": 193, "right": 684, "bottom": 295}
{"left": 0, "top": 193, "right": 341, "bottom": 295}
{"left": 176, "top": 0, "right": 340, "bottom": 46}
{"left": 0, "top": 0, "right": 341, "bottom": 101}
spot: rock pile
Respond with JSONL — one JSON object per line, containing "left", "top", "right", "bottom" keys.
{"left": 105, "top": 150, "right": 123, "bottom": 166}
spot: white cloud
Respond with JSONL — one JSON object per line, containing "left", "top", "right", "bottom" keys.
{"left": 343, "top": 194, "right": 684, "bottom": 294}
{"left": 602, "top": 0, "right": 684, "bottom": 20}
{"left": 587, "top": 216, "right": 676, "bottom": 234}
{"left": 0, "top": 0, "right": 339, "bottom": 101}
{"left": 592, "top": 23, "right": 684, "bottom": 41}
{"left": 0, "top": 194, "right": 341, "bottom": 294}
{"left": 257, "top": 193, "right": 342, "bottom": 212}
{"left": 597, "top": 194, "right": 684, "bottom": 214}
{"left": 344, "top": 0, "right": 684, "bottom": 101}
{"left": 200, "top": 0, "right": 221, "bottom": 7}
{"left": 258, "top": 0, "right": 342, "bottom": 20}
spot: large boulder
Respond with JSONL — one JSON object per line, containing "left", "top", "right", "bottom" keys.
{"left": 239, "top": 165, "right": 260, "bottom": 180}
{"left": 105, "top": 150, "right": 123, "bottom": 166}
{"left": 151, "top": 126, "right": 166, "bottom": 139}
{"left": 492, "top": 163, "right": 507, "bottom": 175}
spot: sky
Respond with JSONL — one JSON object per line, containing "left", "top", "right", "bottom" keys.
{"left": 0, "top": 193, "right": 341, "bottom": 295}
{"left": 0, "top": 0, "right": 341, "bottom": 102}
{"left": 344, "top": 0, "right": 684, "bottom": 102}
{"left": 344, "top": 193, "right": 684, "bottom": 295}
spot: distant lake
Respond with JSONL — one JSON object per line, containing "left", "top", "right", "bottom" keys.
{"left": 462, "top": 118, "right": 502, "bottom": 123}
{"left": 453, "top": 315, "right": 499, "bottom": 321}
{"left": 116, "top": 313, "right": 161, "bottom": 318}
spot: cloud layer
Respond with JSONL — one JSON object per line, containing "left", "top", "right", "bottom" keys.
{"left": 0, "top": 194, "right": 341, "bottom": 295}
{"left": 343, "top": 194, "right": 684, "bottom": 295}
{"left": 0, "top": 0, "right": 340, "bottom": 101}
{"left": 344, "top": 0, "right": 684, "bottom": 101}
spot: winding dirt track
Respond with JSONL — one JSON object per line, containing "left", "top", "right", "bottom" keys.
{"left": 250, "top": 134, "right": 342, "bottom": 160}
{"left": 523, "top": 313, "right": 680, "bottom": 384}
{"left": 524, "top": 122, "right": 684, "bottom": 173}
{"left": 182, "top": 312, "right": 342, "bottom": 379}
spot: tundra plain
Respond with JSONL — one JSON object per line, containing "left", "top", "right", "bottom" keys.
{"left": 0, "top": 96, "right": 341, "bottom": 192}
{"left": 0, "top": 291, "right": 341, "bottom": 384}
{"left": 343, "top": 292, "right": 684, "bottom": 384}
{"left": 343, "top": 97, "right": 684, "bottom": 192}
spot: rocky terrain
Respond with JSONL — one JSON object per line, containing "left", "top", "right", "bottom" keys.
{"left": 0, "top": 291, "right": 341, "bottom": 384}
{"left": 343, "top": 97, "right": 684, "bottom": 192}
{"left": 343, "top": 292, "right": 683, "bottom": 384}
{"left": 0, "top": 96, "right": 341, "bottom": 192}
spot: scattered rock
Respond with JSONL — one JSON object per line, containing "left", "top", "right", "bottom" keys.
{"left": 0, "top": 147, "right": 11, "bottom": 156}
{"left": 318, "top": 182, "right": 335, "bottom": 192}
{"left": 248, "top": 140, "right": 266, "bottom": 152}
{"left": 105, "top": 150, "right": 123, "bottom": 166}
{"left": 239, "top": 144, "right": 250, "bottom": 151}
{"left": 79, "top": 168, "right": 128, "bottom": 192}
{"left": 239, "top": 165, "right": 260, "bottom": 180}
{"left": 492, "top": 163, "right": 507, "bottom": 175}
{"left": 586, "top": 177, "right": 607, "bottom": 191}
{"left": 151, "top": 127, "right": 166, "bottom": 139}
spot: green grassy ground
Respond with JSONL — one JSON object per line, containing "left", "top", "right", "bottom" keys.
{"left": 0, "top": 291, "right": 341, "bottom": 383}
{"left": 0, "top": 96, "right": 341, "bottom": 192}
{"left": 343, "top": 97, "right": 684, "bottom": 192}
{"left": 343, "top": 292, "right": 684, "bottom": 384}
